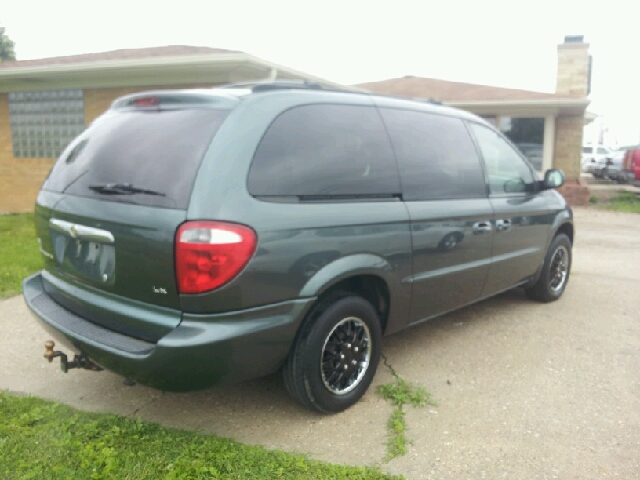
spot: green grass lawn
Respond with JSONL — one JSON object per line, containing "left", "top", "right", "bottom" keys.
{"left": 0, "top": 213, "right": 43, "bottom": 299}
{"left": 606, "top": 191, "right": 640, "bottom": 213}
{"left": 0, "top": 393, "right": 399, "bottom": 480}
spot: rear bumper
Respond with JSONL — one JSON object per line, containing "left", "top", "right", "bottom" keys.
{"left": 23, "top": 272, "right": 315, "bottom": 391}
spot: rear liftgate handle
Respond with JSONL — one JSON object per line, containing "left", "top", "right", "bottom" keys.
{"left": 472, "top": 221, "right": 493, "bottom": 235}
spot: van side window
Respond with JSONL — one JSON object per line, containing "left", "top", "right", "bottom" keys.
{"left": 379, "top": 108, "right": 487, "bottom": 201}
{"left": 247, "top": 104, "right": 401, "bottom": 198}
{"left": 469, "top": 123, "right": 535, "bottom": 195}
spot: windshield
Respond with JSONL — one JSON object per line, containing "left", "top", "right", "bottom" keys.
{"left": 582, "top": 147, "right": 592, "bottom": 154}
{"left": 43, "top": 108, "right": 230, "bottom": 209}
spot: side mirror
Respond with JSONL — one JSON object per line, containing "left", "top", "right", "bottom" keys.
{"left": 543, "top": 169, "right": 565, "bottom": 189}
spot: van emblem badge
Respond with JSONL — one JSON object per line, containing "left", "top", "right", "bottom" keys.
{"left": 70, "top": 225, "right": 78, "bottom": 238}
{"left": 153, "top": 286, "right": 167, "bottom": 294}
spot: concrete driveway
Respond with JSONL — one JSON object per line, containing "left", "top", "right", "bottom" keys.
{"left": 1, "top": 207, "right": 639, "bottom": 479}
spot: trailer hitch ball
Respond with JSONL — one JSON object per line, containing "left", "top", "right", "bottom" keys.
{"left": 43, "top": 340, "right": 103, "bottom": 373}
{"left": 44, "top": 340, "right": 56, "bottom": 362}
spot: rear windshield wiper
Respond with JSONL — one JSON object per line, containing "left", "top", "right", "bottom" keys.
{"left": 88, "top": 183, "right": 166, "bottom": 196}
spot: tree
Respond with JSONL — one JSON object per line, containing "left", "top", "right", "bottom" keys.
{"left": 0, "top": 26, "right": 16, "bottom": 62}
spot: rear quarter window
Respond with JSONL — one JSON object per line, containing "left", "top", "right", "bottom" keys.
{"left": 42, "top": 108, "right": 230, "bottom": 209}
{"left": 379, "top": 108, "right": 487, "bottom": 201}
{"left": 247, "top": 104, "right": 401, "bottom": 198}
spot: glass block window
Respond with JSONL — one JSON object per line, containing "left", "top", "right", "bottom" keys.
{"left": 8, "top": 90, "right": 85, "bottom": 159}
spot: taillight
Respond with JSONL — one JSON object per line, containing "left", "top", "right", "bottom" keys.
{"left": 175, "top": 221, "right": 257, "bottom": 294}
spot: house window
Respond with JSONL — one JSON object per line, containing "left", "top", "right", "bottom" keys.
{"left": 499, "top": 117, "right": 545, "bottom": 172}
{"left": 8, "top": 90, "right": 85, "bottom": 159}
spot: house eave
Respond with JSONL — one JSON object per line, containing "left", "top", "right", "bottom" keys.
{"left": 0, "top": 53, "right": 353, "bottom": 92}
{"left": 445, "top": 98, "right": 591, "bottom": 117}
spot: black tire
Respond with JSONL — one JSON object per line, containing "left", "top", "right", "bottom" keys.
{"left": 525, "top": 234, "right": 572, "bottom": 303}
{"left": 283, "top": 294, "right": 382, "bottom": 413}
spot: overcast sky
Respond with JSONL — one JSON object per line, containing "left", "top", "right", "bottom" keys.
{"left": 3, "top": 0, "right": 639, "bottom": 144}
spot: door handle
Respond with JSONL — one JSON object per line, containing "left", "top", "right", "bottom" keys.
{"left": 472, "top": 221, "right": 492, "bottom": 235}
{"left": 496, "top": 219, "right": 512, "bottom": 232}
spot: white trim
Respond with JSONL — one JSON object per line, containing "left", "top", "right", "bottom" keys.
{"left": 0, "top": 53, "right": 239, "bottom": 74}
{"left": 446, "top": 98, "right": 589, "bottom": 118}
{"left": 447, "top": 98, "right": 590, "bottom": 109}
{"left": 543, "top": 115, "right": 556, "bottom": 172}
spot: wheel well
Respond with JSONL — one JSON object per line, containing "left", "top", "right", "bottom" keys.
{"left": 315, "top": 275, "right": 390, "bottom": 333}
{"left": 556, "top": 222, "right": 574, "bottom": 244}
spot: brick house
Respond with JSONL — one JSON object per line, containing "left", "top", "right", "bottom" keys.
{"left": 357, "top": 36, "right": 593, "bottom": 205}
{"left": 0, "top": 38, "right": 592, "bottom": 213}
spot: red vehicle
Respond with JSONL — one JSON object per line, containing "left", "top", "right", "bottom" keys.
{"left": 621, "top": 148, "right": 640, "bottom": 183}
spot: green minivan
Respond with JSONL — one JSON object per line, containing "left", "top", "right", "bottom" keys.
{"left": 24, "top": 82, "right": 573, "bottom": 412}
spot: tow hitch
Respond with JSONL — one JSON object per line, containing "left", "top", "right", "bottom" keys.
{"left": 44, "top": 340, "right": 103, "bottom": 373}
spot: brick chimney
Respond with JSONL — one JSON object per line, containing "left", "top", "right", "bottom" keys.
{"left": 553, "top": 35, "right": 591, "bottom": 206}
{"left": 556, "top": 35, "right": 591, "bottom": 97}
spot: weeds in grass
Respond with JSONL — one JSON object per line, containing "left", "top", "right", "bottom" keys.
{"left": 376, "top": 356, "right": 436, "bottom": 461}
{"left": 606, "top": 191, "right": 640, "bottom": 213}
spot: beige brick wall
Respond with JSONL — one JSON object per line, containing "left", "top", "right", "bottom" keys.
{"left": 556, "top": 43, "right": 590, "bottom": 97}
{"left": 553, "top": 115, "right": 584, "bottom": 180}
{"left": 0, "top": 83, "right": 220, "bottom": 213}
{"left": 0, "top": 94, "right": 57, "bottom": 213}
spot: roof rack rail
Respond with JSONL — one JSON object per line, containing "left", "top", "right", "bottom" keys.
{"left": 218, "top": 81, "right": 445, "bottom": 106}
{"left": 219, "top": 80, "right": 350, "bottom": 94}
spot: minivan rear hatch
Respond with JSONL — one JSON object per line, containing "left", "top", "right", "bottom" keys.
{"left": 35, "top": 93, "right": 234, "bottom": 341}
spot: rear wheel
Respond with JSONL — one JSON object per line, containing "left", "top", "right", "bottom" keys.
{"left": 283, "top": 294, "right": 381, "bottom": 413}
{"left": 525, "top": 234, "right": 572, "bottom": 302}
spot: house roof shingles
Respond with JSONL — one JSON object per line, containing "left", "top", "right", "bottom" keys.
{"left": 356, "top": 76, "right": 566, "bottom": 103}
{"left": 0, "top": 45, "right": 239, "bottom": 69}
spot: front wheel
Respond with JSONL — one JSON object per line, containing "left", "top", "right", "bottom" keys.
{"left": 283, "top": 294, "right": 382, "bottom": 413}
{"left": 525, "top": 234, "right": 572, "bottom": 302}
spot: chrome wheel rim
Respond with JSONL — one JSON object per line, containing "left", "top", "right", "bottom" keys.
{"left": 549, "top": 245, "right": 569, "bottom": 293}
{"left": 320, "top": 317, "right": 371, "bottom": 395}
